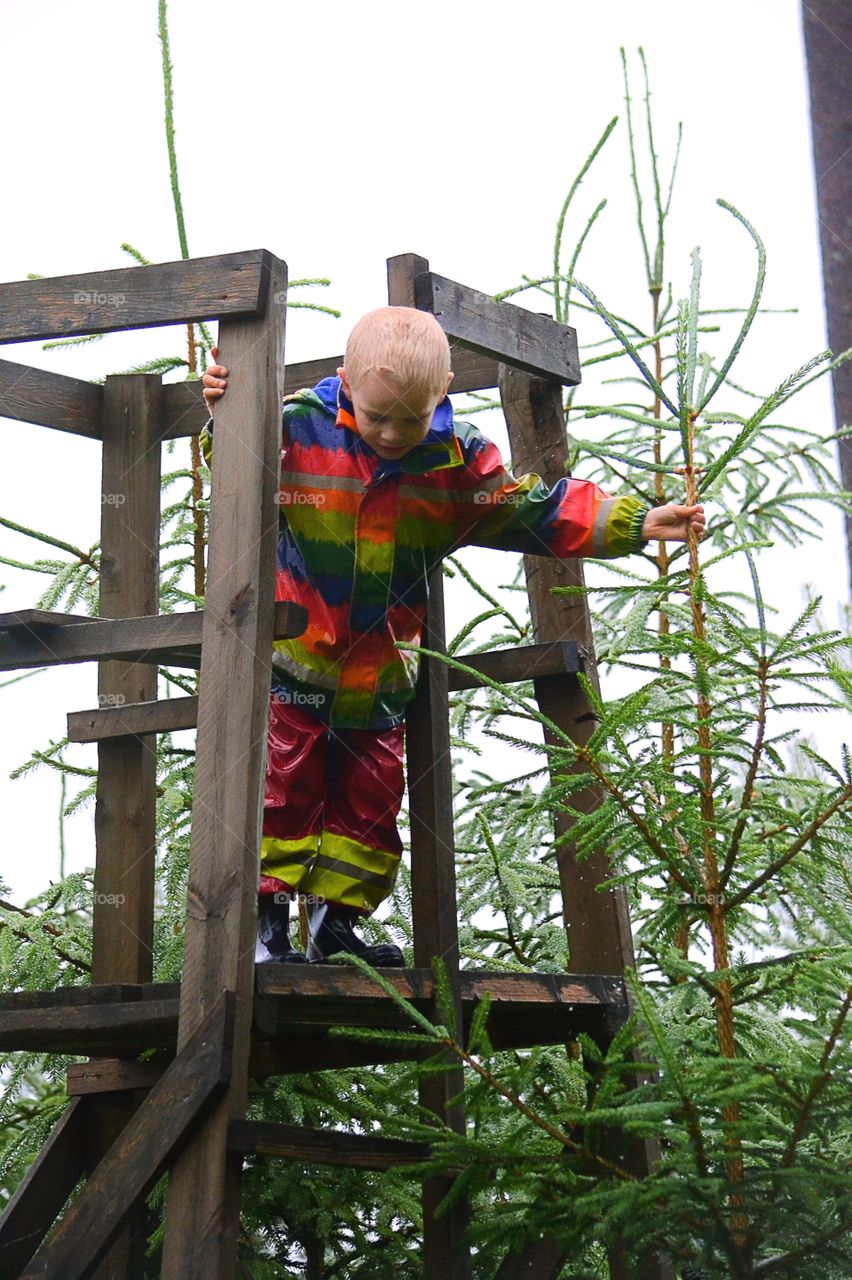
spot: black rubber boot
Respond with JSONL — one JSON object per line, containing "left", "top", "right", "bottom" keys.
{"left": 306, "top": 903, "right": 404, "bottom": 967}
{"left": 256, "top": 896, "right": 309, "bottom": 964}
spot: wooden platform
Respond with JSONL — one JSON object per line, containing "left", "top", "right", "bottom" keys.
{"left": 0, "top": 967, "right": 629, "bottom": 1069}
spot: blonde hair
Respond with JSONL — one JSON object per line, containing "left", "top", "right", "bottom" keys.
{"left": 344, "top": 307, "right": 451, "bottom": 396}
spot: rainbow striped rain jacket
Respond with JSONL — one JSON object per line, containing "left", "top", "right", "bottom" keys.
{"left": 201, "top": 377, "right": 648, "bottom": 730}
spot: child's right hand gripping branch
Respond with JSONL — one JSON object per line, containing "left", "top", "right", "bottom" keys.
{"left": 201, "top": 348, "right": 705, "bottom": 546}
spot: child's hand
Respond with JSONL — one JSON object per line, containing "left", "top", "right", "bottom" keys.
{"left": 201, "top": 345, "right": 229, "bottom": 416}
{"left": 642, "top": 503, "right": 705, "bottom": 543}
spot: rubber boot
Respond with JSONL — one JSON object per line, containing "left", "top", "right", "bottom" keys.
{"left": 256, "top": 896, "right": 309, "bottom": 964}
{"left": 306, "top": 902, "right": 404, "bottom": 967}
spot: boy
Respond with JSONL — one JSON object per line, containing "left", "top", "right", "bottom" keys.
{"left": 201, "top": 307, "right": 704, "bottom": 966}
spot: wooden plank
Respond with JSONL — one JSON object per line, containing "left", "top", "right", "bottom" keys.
{"left": 0, "top": 249, "right": 273, "bottom": 344}
{"left": 0, "top": 998, "right": 180, "bottom": 1056}
{"left": 0, "top": 981, "right": 179, "bottom": 1011}
{"left": 65, "top": 640, "right": 579, "bottom": 740}
{"left": 0, "top": 358, "right": 102, "bottom": 438}
{"left": 92, "top": 373, "right": 161, "bottom": 988}
{"left": 66, "top": 1059, "right": 167, "bottom": 1096}
{"left": 447, "top": 640, "right": 581, "bottom": 691}
{"left": 90, "top": 372, "right": 161, "bottom": 1279}
{"left": 228, "top": 1120, "right": 431, "bottom": 1170}
{"left": 0, "top": 1097, "right": 89, "bottom": 1276}
{"left": 21, "top": 993, "right": 233, "bottom": 1280}
{"left": 388, "top": 252, "right": 471, "bottom": 1280}
{"left": 68, "top": 694, "right": 199, "bottom": 742}
{"left": 0, "top": 600, "right": 306, "bottom": 671}
{"left": 160, "top": 254, "right": 288, "bottom": 1280}
{"left": 416, "top": 271, "right": 580, "bottom": 385}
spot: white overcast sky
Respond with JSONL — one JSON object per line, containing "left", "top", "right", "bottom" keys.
{"left": 0, "top": 0, "right": 849, "bottom": 905}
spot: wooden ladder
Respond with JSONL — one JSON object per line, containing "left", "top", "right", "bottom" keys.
{"left": 0, "top": 251, "right": 673, "bottom": 1279}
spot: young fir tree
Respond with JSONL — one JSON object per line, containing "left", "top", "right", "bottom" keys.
{"left": 1, "top": 23, "right": 850, "bottom": 1280}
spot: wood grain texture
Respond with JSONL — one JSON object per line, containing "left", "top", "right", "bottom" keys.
{"left": 416, "top": 271, "right": 580, "bottom": 384}
{"left": 0, "top": 1097, "right": 89, "bottom": 1275}
{"left": 21, "top": 994, "right": 233, "bottom": 1280}
{"left": 160, "top": 254, "right": 288, "bottom": 1280}
{"left": 0, "top": 358, "right": 102, "bottom": 437}
{"left": 0, "top": 249, "right": 272, "bottom": 344}
{"left": 0, "top": 601, "right": 306, "bottom": 671}
{"left": 227, "top": 1121, "right": 431, "bottom": 1170}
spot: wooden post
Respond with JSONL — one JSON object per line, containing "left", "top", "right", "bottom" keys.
{"left": 388, "top": 253, "right": 471, "bottom": 1280}
{"left": 160, "top": 255, "right": 288, "bottom": 1278}
{"left": 89, "top": 371, "right": 163, "bottom": 1279}
{"left": 498, "top": 366, "right": 674, "bottom": 1280}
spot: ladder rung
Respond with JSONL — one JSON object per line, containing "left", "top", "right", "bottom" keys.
{"left": 446, "top": 640, "right": 581, "bottom": 691}
{"left": 0, "top": 600, "right": 306, "bottom": 672}
{"left": 227, "top": 1120, "right": 432, "bottom": 1170}
{"left": 68, "top": 695, "right": 199, "bottom": 742}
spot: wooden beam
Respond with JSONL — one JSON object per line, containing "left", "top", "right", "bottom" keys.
{"left": 65, "top": 642, "right": 580, "bottom": 741}
{"left": 0, "top": 358, "right": 102, "bottom": 438}
{"left": 160, "top": 254, "right": 288, "bottom": 1279}
{"left": 416, "top": 271, "right": 580, "bottom": 385}
{"left": 447, "top": 640, "right": 581, "bottom": 691}
{"left": 0, "top": 996, "right": 180, "bottom": 1056}
{"left": 0, "top": 1098, "right": 89, "bottom": 1276}
{"left": 21, "top": 993, "right": 233, "bottom": 1280}
{"left": 66, "top": 1059, "right": 168, "bottom": 1096}
{"left": 92, "top": 373, "right": 161, "bottom": 987}
{"left": 0, "top": 249, "right": 273, "bottom": 344}
{"left": 0, "top": 600, "right": 306, "bottom": 671}
{"left": 228, "top": 1120, "right": 431, "bottom": 1170}
{"left": 68, "top": 695, "right": 199, "bottom": 742}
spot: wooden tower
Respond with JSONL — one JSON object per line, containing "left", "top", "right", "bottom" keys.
{"left": 0, "top": 250, "right": 673, "bottom": 1279}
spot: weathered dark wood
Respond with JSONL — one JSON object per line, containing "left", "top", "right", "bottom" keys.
{"left": 802, "top": 0, "right": 852, "bottom": 591}
{"left": 0, "top": 358, "right": 102, "bottom": 438}
{"left": 0, "top": 981, "right": 180, "bottom": 1011}
{"left": 160, "top": 255, "right": 288, "bottom": 1280}
{"left": 0, "top": 600, "right": 306, "bottom": 671}
{"left": 66, "top": 1059, "right": 168, "bottom": 1096}
{"left": 64, "top": 642, "right": 580, "bottom": 742}
{"left": 416, "top": 271, "right": 581, "bottom": 385}
{"left": 495, "top": 1235, "right": 572, "bottom": 1280}
{"left": 89, "top": 371, "right": 161, "bottom": 1277}
{"left": 389, "top": 252, "right": 471, "bottom": 1280}
{"left": 0, "top": 997, "right": 180, "bottom": 1055}
{"left": 68, "top": 694, "right": 199, "bottom": 741}
{"left": 0, "top": 1098, "right": 89, "bottom": 1275}
{"left": 92, "top": 373, "right": 161, "bottom": 989}
{"left": 249, "top": 1036, "right": 432, "bottom": 1078}
{"left": 498, "top": 367, "right": 634, "bottom": 975}
{"left": 0, "top": 249, "right": 273, "bottom": 344}
{"left": 447, "top": 639, "right": 581, "bottom": 690}
{"left": 228, "top": 1120, "right": 432, "bottom": 1170}
{"left": 21, "top": 994, "right": 233, "bottom": 1280}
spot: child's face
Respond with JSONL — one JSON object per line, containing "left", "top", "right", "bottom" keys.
{"left": 338, "top": 368, "right": 453, "bottom": 461}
